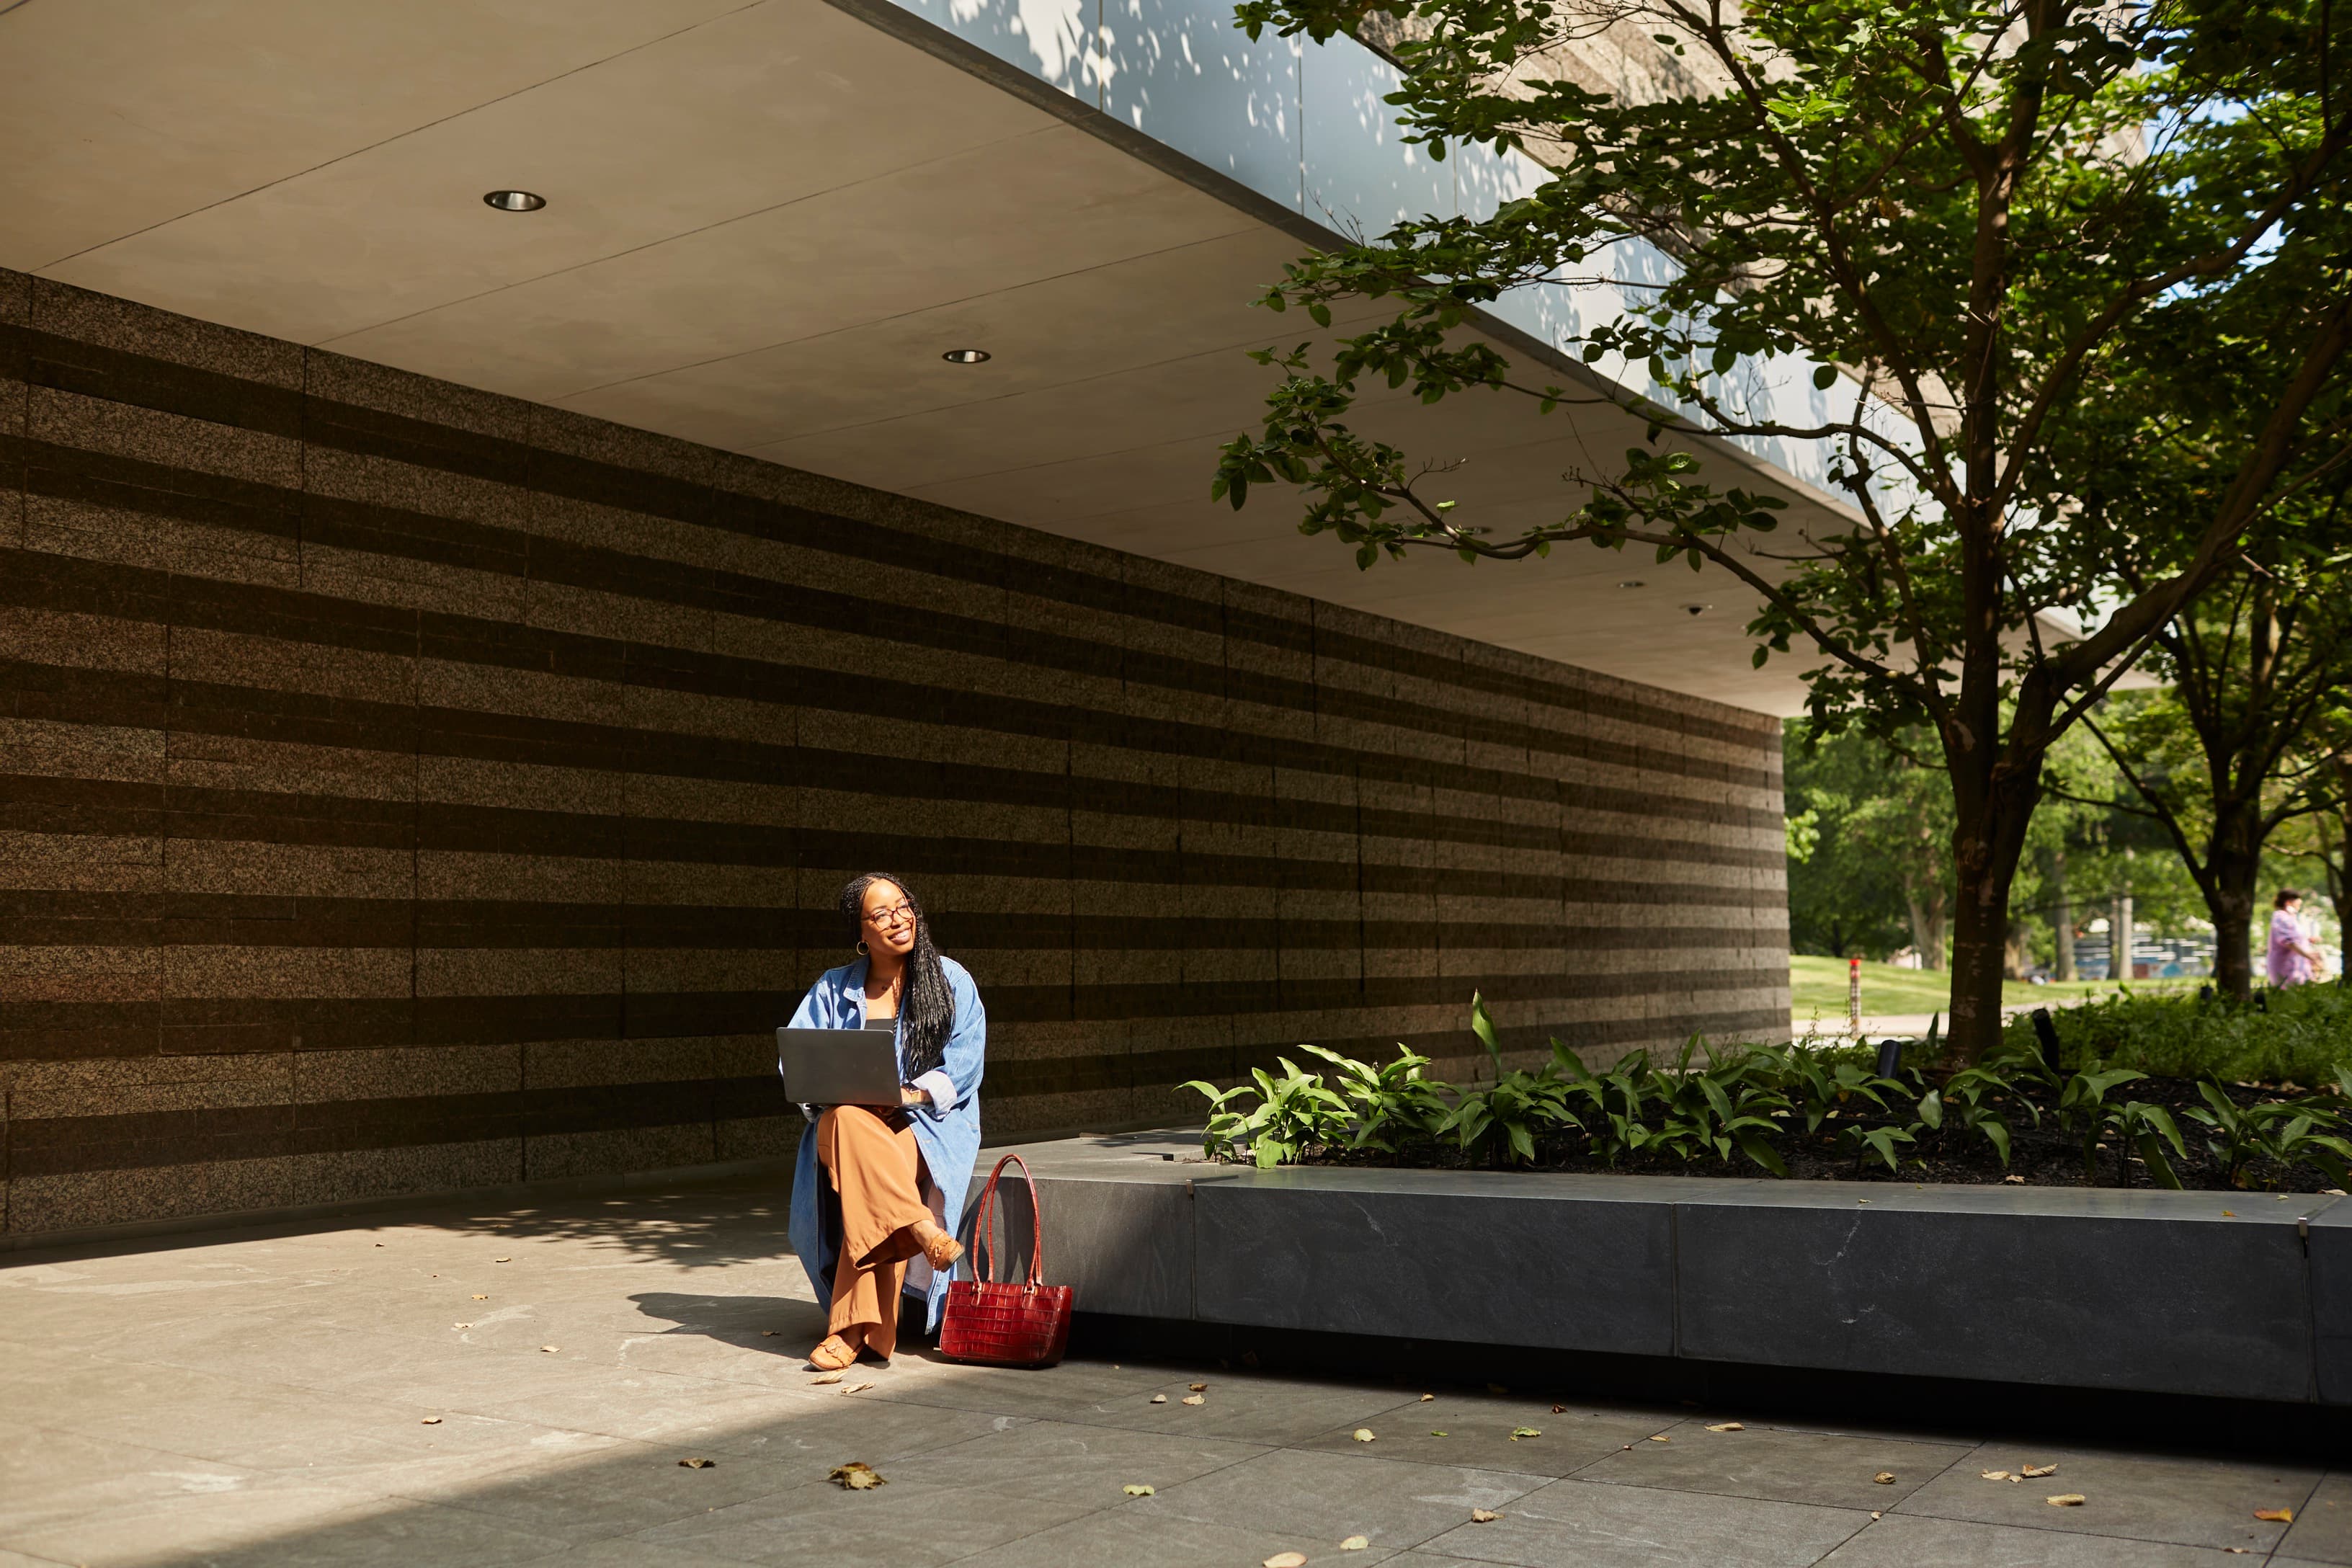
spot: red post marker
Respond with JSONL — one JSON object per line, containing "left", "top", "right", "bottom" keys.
{"left": 1848, "top": 956, "right": 1862, "bottom": 1035}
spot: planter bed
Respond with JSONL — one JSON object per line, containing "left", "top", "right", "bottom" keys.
{"left": 1260, "top": 1070, "right": 2350, "bottom": 1192}
{"left": 971, "top": 1130, "right": 2352, "bottom": 1407}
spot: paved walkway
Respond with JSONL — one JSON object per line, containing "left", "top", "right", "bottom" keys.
{"left": 1793, "top": 1001, "right": 2084, "bottom": 1043}
{"left": 1, "top": 1172, "right": 2343, "bottom": 1568}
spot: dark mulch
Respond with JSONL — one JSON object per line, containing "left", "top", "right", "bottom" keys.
{"left": 1252, "top": 1074, "right": 2350, "bottom": 1193}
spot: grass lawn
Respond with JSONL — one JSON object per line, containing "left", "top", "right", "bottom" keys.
{"left": 1786, "top": 953, "right": 2184, "bottom": 1023}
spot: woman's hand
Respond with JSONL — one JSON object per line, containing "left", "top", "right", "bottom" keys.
{"left": 899, "top": 1084, "right": 930, "bottom": 1107}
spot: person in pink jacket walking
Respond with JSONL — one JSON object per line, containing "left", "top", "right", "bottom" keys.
{"left": 2266, "top": 889, "right": 2329, "bottom": 987}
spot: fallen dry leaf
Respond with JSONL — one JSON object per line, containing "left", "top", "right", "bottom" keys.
{"left": 1263, "top": 1554, "right": 1308, "bottom": 1568}
{"left": 496, "top": 1257, "right": 512, "bottom": 1262}
{"left": 2221, "top": 1210, "right": 2236, "bottom": 1217}
{"left": 539, "top": 1345, "right": 559, "bottom": 1354}
{"left": 2226, "top": 1546, "right": 2250, "bottom": 1554}
{"left": 762, "top": 1330, "right": 780, "bottom": 1337}
{"left": 1122, "top": 1484, "right": 1155, "bottom": 1497}
{"left": 678, "top": 1457, "right": 716, "bottom": 1469}
{"left": 1181, "top": 1394, "right": 1206, "bottom": 1407}
{"left": 471, "top": 1294, "right": 488, "bottom": 1301}
{"left": 1869, "top": 1512, "right": 1882, "bottom": 1521}
{"left": 1149, "top": 1394, "right": 1168, "bottom": 1404}
{"left": 2255, "top": 1507, "right": 2294, "bottom": 1523}
{"left": 420, "top": 1417, "right": 442, "bottom": 1425}
{"left": 1340, "top": 1537, "right": 1369, "bottom": 1552}
{"left": 1982, "top": 1470, "right": 2014, "bottom": 1482}
{"left": 1510, "top": 1427, "right": 1541, "bottom": 1441}
{"left": 1648, "top": 1435, "right": 1672, "bottom": 1444}
{"left": 1352, "top": 1429, "right": 1376, "bottom": 1443}
{"left": 1705, "top": 1422, "right": 1744, "bottom": 1433}
{"left": 2322, "top": 1188, "right": 2348, "bottom": 1197}
{"left": 1190, "top": 1382, "right": 1208, "bottom": 1391}
{"left": 2046, "top": 1493, "right": 2086, "bottom": 1507}
{"left": 844, "top": 1382, "right": 876, "bottom": 1394}
{"left": 811, "top": 1371, "right": 844, "bottom": 1386}
{"left": 453, "top": 1323, "right": 471, "bottom": 1330}
{"left": 2021, "top": 1464, "right": 2057, "bottom": 1478}
{"left": 1470, "top": 1509, "right": 1500, "bottom": 1523}
{"left": 1430, "top": 1430, "right": 1448, "bottom": 1437}
{"left": 1551, "top": 1404, "right": 1567, "bottom": 1415}
{"left": 1874, "top": 1473, "right": 1897, "bottom": 1485}
{"left": 2003, "top": 1174, "right": 2026, "bottom": 1184}
{"left": 1420, "top": 1393, "right": 1435, "bottom": 1402}
{"left": 829, "top": 1462, "right": 886, "bottom": 1491}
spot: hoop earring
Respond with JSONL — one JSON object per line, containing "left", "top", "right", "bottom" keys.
{"left": 855, "top": 940, "right": 870, "bottom": 956}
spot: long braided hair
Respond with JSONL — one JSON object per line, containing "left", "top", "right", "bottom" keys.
{"left": 839, "top": 873, "right": 955, "bottom": 1079}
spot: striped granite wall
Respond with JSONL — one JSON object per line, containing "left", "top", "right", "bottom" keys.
{"left": 0, "top": 270, "right": 1788, "bottom": 1238}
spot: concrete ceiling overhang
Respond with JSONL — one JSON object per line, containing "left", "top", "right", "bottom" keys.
{"left": 1, "top": 0, "right": 1840, "bottom": 713}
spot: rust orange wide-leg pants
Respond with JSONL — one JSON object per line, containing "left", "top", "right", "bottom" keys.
{"left": 816, "top": 1104, "right": 933, "bottom": 1359}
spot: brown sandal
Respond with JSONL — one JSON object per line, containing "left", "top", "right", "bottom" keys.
{"left": 809, "top": 1331, "right": 863, "bottom": 1371}
{"left": 910, "top": 1220, "right": 964, "bottom": 1273}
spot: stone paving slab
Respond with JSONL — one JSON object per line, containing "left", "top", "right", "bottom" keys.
{"left": 0, "top": 1170, "right": 2337, "bottom": 1568}
{"left": 2276, "top": 1474, "right": 2352, "bottom": 1564}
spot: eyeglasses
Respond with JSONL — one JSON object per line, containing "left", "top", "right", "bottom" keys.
{"left": 865, "top": 901, "right": 917, "bottom": 930}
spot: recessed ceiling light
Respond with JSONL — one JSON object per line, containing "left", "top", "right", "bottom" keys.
{"left": 1616, "top": 579, "right": 1646, "bottom": 589}
{"left": 482, "top": 190, "right": 545, "bottom": 213}
{"left": 942, "top": 348, "right": 991, "bottom": 365}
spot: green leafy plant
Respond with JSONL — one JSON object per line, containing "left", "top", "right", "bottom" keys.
{"left": 1653, "top": 1038, "right": 1794, "bottom": 1175}
{"left": 2055, "top": 1067, "right": 2147, "bottom": 1182}
{"left": 1435, "top": 994, "right": 1574, "bottom": 1165}
{"left": 1838, "top": 1120, "right": 1918, "bottom": 1175}
{"left": 1783, "top": 1051, "right": 1910, "bottom": 1134}
{"left": 1184, "top": 1059, "right": 1351, "bottom": 1170}
{"left": 1917, "top": 1061, "right": 2030, "bottom": 1166}
{"left": 2182, "top": 1075, "right": 2352, "bottom": 1190}
{"left": 1183, "top": 995, "right": 2352, "bottom": 1190}
{"left": 1296, "top": 1043, "right": 1451, "bottom": 1153}
{"left": 2099, "top": 1100, "right": 2191, "bottom": 1190}
{"left": 2006, "top": 984, "right": 2352, "bottom": 1087}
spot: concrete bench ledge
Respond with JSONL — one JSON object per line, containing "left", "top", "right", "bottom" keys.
{"left": 972, "top": 1131, "right": 2352, "bottom": 1406}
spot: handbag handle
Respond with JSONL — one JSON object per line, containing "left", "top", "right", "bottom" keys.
{"left": 973, "top": 1152, "right": 1045, "bottom": 1288}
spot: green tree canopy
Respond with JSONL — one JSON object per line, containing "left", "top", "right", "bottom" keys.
{"left": 1215, "top": 0, "right": 2352, "bottom": 1057}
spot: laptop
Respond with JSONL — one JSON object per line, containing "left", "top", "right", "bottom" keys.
{"left": 777, "top": 1025, "right": 904, "bottom": 1106}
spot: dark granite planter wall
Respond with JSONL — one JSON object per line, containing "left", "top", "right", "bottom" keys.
{"left": 0, "top": 270, "right": 1788, "bottom": 1237}
{"left": 989, "top": 1133, "right": 2352, "bottom": 1406}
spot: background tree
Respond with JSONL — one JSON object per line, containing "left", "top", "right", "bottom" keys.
{"left": 2042, "top": 271, "right": 2352, "bottom": 995}
{"left": 2034, "top": 727, "right": 2211, "bottom": 976}
{"left": 2264, "top": 708, "right": 2352, "bottom": 953}
{"left": 1787, "top": 719, "right": 2207, "bottom": 977}
{"left": 2075, "top": 597, "right": 2352, "bottom": 997}
{"left": 1216, "top": 0, "right": 2352, "bottom": 1059}
{"left": 1784, "top": 722, "right": 1954, "bottom": 965}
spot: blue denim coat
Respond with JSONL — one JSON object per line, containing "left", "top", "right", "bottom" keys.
{"left": 784, "top": 955, "right": 986, "bottom": 1330}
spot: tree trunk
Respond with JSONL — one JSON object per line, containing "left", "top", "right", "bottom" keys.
{"left": 1945, "top": 747, "right": 2041, "bottom": 1063}
{"left": 1905, "top": 886, "right": 1948, "bottom": 970}
{"left": 2051, "top": 850, "right": 2075, "bottom": 981}
{"left": 2003, "top": 920, "right": 2034, "bottom": 979}
{"left": 2205, "top": 796, "right": 2264, "bottom": 998}
{"left": 1946, "top": 892, "right": 2016, "bottom": 1062}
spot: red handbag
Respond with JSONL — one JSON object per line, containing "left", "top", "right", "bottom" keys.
{"left": 937, "top": 1153, "right": 1074, "bottom": 1368}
